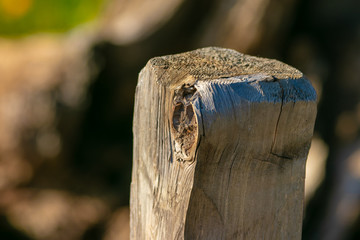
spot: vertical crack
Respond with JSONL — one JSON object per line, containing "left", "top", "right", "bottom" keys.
{"left": 271, "top": 81, "right": 285, "bottom": 154}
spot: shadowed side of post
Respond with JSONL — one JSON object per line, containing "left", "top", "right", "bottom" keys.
{"left": 131, "top": 47, "right": 317, "bottom": 239}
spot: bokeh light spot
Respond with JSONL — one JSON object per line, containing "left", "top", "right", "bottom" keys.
{"left": 0, "top": 0, "right": 33, "bottom": 19}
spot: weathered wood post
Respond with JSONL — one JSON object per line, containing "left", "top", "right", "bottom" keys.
{"left": 131, "top": 47, "right": 317, "bottom": 239}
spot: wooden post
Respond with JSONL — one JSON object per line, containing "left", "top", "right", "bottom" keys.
{"left": 131, "top": 47, "right": 317, "bottom": 239}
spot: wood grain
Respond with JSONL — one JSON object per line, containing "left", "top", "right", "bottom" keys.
{"left": 131, "top": 47, "right": 317, "bottom": 239}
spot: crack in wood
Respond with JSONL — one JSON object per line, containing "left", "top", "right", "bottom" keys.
{"left": 270, "top": 80, "right": 284, "bottom": 156}
{"left": 270, "top": 152, "right": 292, "bottom": 160}
{"left": 253, "top": 157, "right": 286, "bottom": 170}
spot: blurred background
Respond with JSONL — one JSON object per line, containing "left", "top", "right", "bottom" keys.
{"left": 0, "top": 0, "right": 359, "bottom": 239}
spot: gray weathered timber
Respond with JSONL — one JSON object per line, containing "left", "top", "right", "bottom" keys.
{"left": 131, "top": 47, "right": 317, "bottom": 240}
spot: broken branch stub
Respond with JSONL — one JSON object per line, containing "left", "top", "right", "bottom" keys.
{"left": 131, "top": 47, "right": 317, "bottom": 239}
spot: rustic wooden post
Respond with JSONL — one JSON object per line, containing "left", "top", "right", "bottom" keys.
{"left": 130, "top": 47, "right": 317, "bottom": 239}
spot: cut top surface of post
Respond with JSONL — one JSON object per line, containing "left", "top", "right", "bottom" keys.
{"left": 149, "top": 47, "right": 304, "bottom": 87}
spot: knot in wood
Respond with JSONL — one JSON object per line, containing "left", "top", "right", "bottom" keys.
{"left": 171, "top": 84, "right": 198, "bottom": 162}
